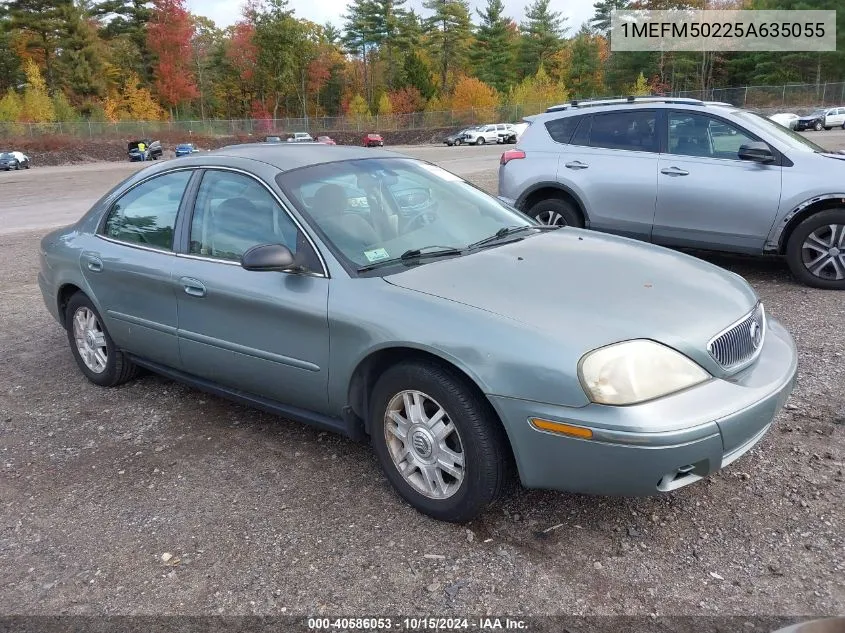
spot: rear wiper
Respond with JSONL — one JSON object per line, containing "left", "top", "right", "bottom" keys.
{"left": 468, "top": 225, "right": 559, "bottom": 250}
{"left": 357, "top": 245, "right": 463, "bottom": 273}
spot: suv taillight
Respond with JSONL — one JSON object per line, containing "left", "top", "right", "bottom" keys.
{"left": 500, "top": 149, "right": 526, "bottom": 166}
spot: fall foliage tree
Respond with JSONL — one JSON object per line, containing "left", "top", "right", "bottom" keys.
{"left": 377, "top": 92, "right": 393, "bottom": 115}
{"left": 508, "top": 65, "right": 567, "bottom": 114}
{"left": 347, "top": 94, "right": 370, "bottom": 117}
{"left": 147, "top": 0, "right": 198, "bottom": 115}
{"left": 104, "top": 71, "right": 164, "bottom": 120}
{"left": 0, "top": 89, "right": 23, "bottom": 122}
{"left": 451, "top": 76, "right": 498, "bottom": 121}
{"left": 627, "top": 72, "right": 651, "bottom": 96}
{"left": 20, "top": 58, "right": 55, "bottom": 122}
{"left": 389, "top": 86, "right": 424, "bottom": 114}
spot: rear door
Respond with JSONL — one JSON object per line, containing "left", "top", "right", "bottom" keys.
{"left": 553, "top": 109, "right": 659, "bottom": 241}
{"left": 83, "top": 169, "right": 195, "bottom": 368}
{"left": 652, "top": 110, "right": 782, "bottom": 253}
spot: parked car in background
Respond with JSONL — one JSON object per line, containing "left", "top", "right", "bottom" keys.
{"left": 769, "top": 113, "right": 800, "bottom": 130}
{"left": 287, "top": 132, "right": 314, "bottom": 143}
{"left": 175, "top": 143, "right": 200, "bottom": 157}
{"left": 463, "top": 124, "right": 510, "bottom": 145}
{"left": 500, "top": 123, "right": 529, "bottom": 144}
{"left": 0, "top": 150, "right": 30, "bottom": 170}
{"left": 127, "top": 139, "right": 162, "bottom": 161}
{"left": 264, "top": 136, "right": 283, "bottom": 143}
{"left": 38, "top": 143, "right": 797, "bottom": 522}
{"left": 499, "top": 96, "right": 845, "bottom": 289}
{"left": 443, "top": 128, "right": 474, "bottom": 146}
{"left": 794, "top": 107, "right": 845, "bottom": 131}
{"left": 363, "top": 133, "right": 384, "bottom": 147}
{"left": 317, "top": 136, "right": 336, "bottom": 145}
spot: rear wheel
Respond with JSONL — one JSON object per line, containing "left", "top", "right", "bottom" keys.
{"left": 786, "top": 208, "right": 845, "bottom": 290}
{"left": 369, "top": 361, "right": 511, "bottom": 523}
{"left": 526, "top": 197, "right": 583, "bottom": 228}
{"left": 65, "top": 292, "right": 139, "bottom": 386}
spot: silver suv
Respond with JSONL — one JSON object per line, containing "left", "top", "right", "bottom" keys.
{"left": 498, "top": 97, "right": 845, "bottom": 289}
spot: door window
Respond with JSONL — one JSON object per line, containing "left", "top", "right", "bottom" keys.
{"left": 189, "top": 170, "right": 321, "bottom": 271}
{"left": 545, "top": 115, "right": 582, "bottom": 144}
{"left": 102, "top": 170, "right": 191, "bottom": 250}
{"left": 588, "top": 110, "right": 657, "bottom": 152}
{"left": 668, "top": 112, "right": 758, "bottom": 160}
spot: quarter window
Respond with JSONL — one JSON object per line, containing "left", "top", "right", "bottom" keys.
{"left": 668, "top": 112, "right": 758, "bottom": 160}
{"left": 189, "top": 170, "right": 321, "bottom": 271}
{"left": 588, "top": 110, "right": 657, "bottom": 152}
{"left": 545, "top": 115, "right": 582, "bottom": 144}
{"left": 102, "top": 170, "right": 191, "bottom": 250}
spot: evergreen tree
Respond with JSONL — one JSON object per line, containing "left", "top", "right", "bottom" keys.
{"left": 518, "top": 0, "right": 566, "bottom": 79}
{"left": 422, "top": 0, "right": 471, "bottom": 91}
{"left": 5, "top": 0, "right": 73, "bottom": 90}
{"left": 470, "top": 0, "right": 515, "bottom": 93}
{"left": 55, "top": 2, "right": 107, "bottom": 100}
{"left": 400, "top": 51, "right": 435, "bottom": 99}
{"left": 368, "top": 0, "right": 407, "bottom": 90}
{"left": 590, "top": 0, "right": 629, "bottom": 36}
{"left": 93, "top": 0, "right": 154, "bottom": 80}
{"left": 567, "top": 25, "right": 602, "bottom": 98}
{"left": 0, "top": 32, "right": 24, "bottom": 93}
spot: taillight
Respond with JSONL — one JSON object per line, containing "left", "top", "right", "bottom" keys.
{"left": 500, "top": 149, "right": 526, "bottom": 166}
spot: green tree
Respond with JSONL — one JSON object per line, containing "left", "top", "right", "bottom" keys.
{"left": 508, "top": 64, "right": 566, "bottom": 114}
{"left": 423, "top": 0, "right": 471, "bottom": 92}
{"left": 0, "top": 32, "right": 24, "bottom": 93}
{"left": 400, "top": 51, "right": 435, "bottom": 100}
{"left": 93, "top": 0, "right": 154, "bottom": 80}
{"left": 518, "top": 0, "right": 566, "bottom": 79}
{"left": 55, "top": 1, "right": 107, "bottom": 100}
{"left": 566, "top": 25, "right": 602, "bottom": 98}
{"left": 52, "top": 90, "right": 81, "bottom": 120}
{"left": 253, "top": 0, "right": 299, "bottom": 118}
{"left": 590, "top": 0, "right": 628, "bottom": 36}
{"left": 470, "top": 0, "right": 515, "bottom": 93}
{"left": 369, "top": 0, "right": 407, "bottom": 90}
{"left": 343, "top": 0, "right": 379, "bottom": 104}
{"left": 5, "top": 0, "right": 73, "bottom": 90}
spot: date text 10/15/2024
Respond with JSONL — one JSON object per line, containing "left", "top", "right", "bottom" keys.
{"left": 307, "top": 617, "right": 528, "bottom": 631}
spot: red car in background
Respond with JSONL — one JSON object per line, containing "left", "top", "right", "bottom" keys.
{"left": 362, "top": 133, "right": 384, "bottom": 147}
{"left": 317, "top": 136, "right": 336, "bottom": 145}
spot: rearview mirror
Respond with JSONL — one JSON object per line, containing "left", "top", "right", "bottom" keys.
{"left": 241, "top": 244, "right": 295, "bottom": 272}
{"left": 738, "top": 142, "right": 775, "bottom": 164}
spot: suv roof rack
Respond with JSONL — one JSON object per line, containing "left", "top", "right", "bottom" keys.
{"left": 545, "top": 96, "right": 706, "bottom": 113}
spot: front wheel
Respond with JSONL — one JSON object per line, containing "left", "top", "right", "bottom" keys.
{"left": 814, "top": 121, "right": 823, "bottom": 131}
{"left": 455, "top": 139, "right": 461, "bottom": 146}
{"left": 785, "top": 208, "right": 845, "bottom": 289}
{"left": 369, "top": 361, "right": 511, "bottom": 523}
{"left": 65, "top": 292, "right": 139, "bottom": 386}
{"left": 476, "top": 137, "right": 485, "bottom": 145}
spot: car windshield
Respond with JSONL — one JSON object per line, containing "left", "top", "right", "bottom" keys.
{"left": 736, "top": 111, "right": 828, "bottom": 153}
{"left": 810, "top": 110, "right": 826, "bottom": 116}
{"left": 177, "top": 144, "right": 193, "bottom": 150}
{"left": 277, "top": 158, "right": 535, "bottom": 272}
{"left": 0, "top": 152, "right": 12, "bottom": 159}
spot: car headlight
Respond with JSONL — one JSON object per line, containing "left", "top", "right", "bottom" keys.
{"left": 578, "top": 340, "right": 710, "bottom": 406}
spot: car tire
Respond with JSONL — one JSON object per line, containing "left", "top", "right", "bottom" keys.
{"left": 65, "top": 292, "right": 139, "bottom": 387}
{"left": 526, "top": 197, "right": 584, "bottom": 228}
{"left": 369, "top": 360, "right": 511, "bottom": 523}
{"left": 814, "top": 121, "right": 823, "bottom": 131}
{"left": 785, "top": 208, "right": 845, "bottom": 290}
{"left": 476, "top": 137, "right": 485, "bottom": 145}
{"left": 455, "top": 139, "right": 461, "bottom": 146}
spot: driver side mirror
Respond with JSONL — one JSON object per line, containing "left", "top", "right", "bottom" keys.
{"left": 738, "top": 142, "right": 776, "bottom": 164}
{"left": 241, "top": 243, "right": 295, "bottom": 272}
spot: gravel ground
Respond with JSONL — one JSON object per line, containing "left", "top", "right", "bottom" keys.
{"left": 0, "top": 148, "right": 843, "bottom": 619}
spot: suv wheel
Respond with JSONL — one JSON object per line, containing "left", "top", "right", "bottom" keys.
{"left": 786, "top": 209, "right": 845, "bottom": 289}
{"left": 526, "top": 197, "right": 583, "bottom": 228}
{"left": 814, "top": 121, "right": 823, "bottom": 131}
{"left": 65, "top": 292, "right": 139, "bottom": 386}
{"left": 369, "top": 361, "right": 511, "bottom": 523}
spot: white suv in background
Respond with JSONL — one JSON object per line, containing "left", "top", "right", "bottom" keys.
{"left": 464, "top": 124, "right": 511, "bottom": 145}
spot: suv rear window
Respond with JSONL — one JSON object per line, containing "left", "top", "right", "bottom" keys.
{"left": 545, "top": 116, "right": 582, "bottom": 144}
{"left": 588, "top": 110, "right": 657, "bottom": 152}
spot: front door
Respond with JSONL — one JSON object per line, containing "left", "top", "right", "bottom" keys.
{"left": 652, "top": 111, "right": 783, "bottom": 253}
{"left": 173, "top": 169, "right": 331, "bottom": 412}
{"left": 82, "top": 169, "right": 194, "bottom": 368}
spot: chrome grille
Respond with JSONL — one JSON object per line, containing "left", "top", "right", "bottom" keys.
{"left": 707, "top": 303, "right": 766, "bottom": 369}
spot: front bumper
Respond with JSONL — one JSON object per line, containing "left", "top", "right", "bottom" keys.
{"left": 488, "top": 317, "right": 798, "bottom": 496}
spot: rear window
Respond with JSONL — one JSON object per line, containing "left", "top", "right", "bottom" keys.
{"left": 545, "top": 116, "right": 582, "bottom": 144}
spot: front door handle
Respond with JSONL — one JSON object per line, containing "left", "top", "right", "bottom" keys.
{"left": 661, "top": 166, "right": 690, "bottom": 176}
{"left": 180, "top": 277, "right": 206, "bottom": 297}
{"left": 565, "top": 161, "right": 589, "bottom": 170}
{"left": 86, "top": 256, "right": 103, "bottom": 272}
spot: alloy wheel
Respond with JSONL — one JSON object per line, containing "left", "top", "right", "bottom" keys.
{"left": 72, "top": 307, "right": 108, "bottom": 374}
{"left": 383, "top": 390, "right": 465, "bottom": 500}
{"left": 801, "top": 224, "right": 845, "bottom": 281}
{"left": 535, "top": 210, "right": 568, "bottom": 226}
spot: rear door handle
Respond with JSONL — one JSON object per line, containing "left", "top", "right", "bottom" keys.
{"left": 661, "top": 166, "right": 690, "bottom": 176}
{"left": 180, "top": 277, "right": 206, "bottom": 297}
{"left": 86, "top": 256, "right": 103, "bottom": 272}
{"left": 565, "top": 161, "right": 589, "bottom": 170}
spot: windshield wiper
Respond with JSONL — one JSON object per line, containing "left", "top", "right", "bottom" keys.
{"left": 468, "top": 225, "right": 560, "bottom": 250}
{"left": 356, "top": 245, "right": 463, "bottom": 273}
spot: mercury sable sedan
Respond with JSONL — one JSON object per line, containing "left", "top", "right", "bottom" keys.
{"left": 38, "top": 144, "right": 798, "bottom": 522}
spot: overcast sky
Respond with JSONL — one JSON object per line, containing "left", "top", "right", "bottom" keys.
{"left": 185, "top": 0, "right": 593, "bottom": 33}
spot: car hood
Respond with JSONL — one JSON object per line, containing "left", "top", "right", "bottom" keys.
{"left": 384, "top": 229, "right": 759, "bottom": 373}
{"left": 798, "top": 115, "right": 822, "bottom": 121}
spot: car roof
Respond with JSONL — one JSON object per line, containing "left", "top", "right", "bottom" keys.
{"left": 211, "top": 142, "right": 396, "bottom": 171}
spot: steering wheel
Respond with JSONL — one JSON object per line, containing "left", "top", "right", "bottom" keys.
{"left": 405, "top": 209, "right": 439, "bottom": 232}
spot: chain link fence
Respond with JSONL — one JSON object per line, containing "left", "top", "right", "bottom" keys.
{"left": 666, "top": 81, "right": 845, "bottom": 110}
{"left": 2, "top": 83, "right": 844, "bottom": 139}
